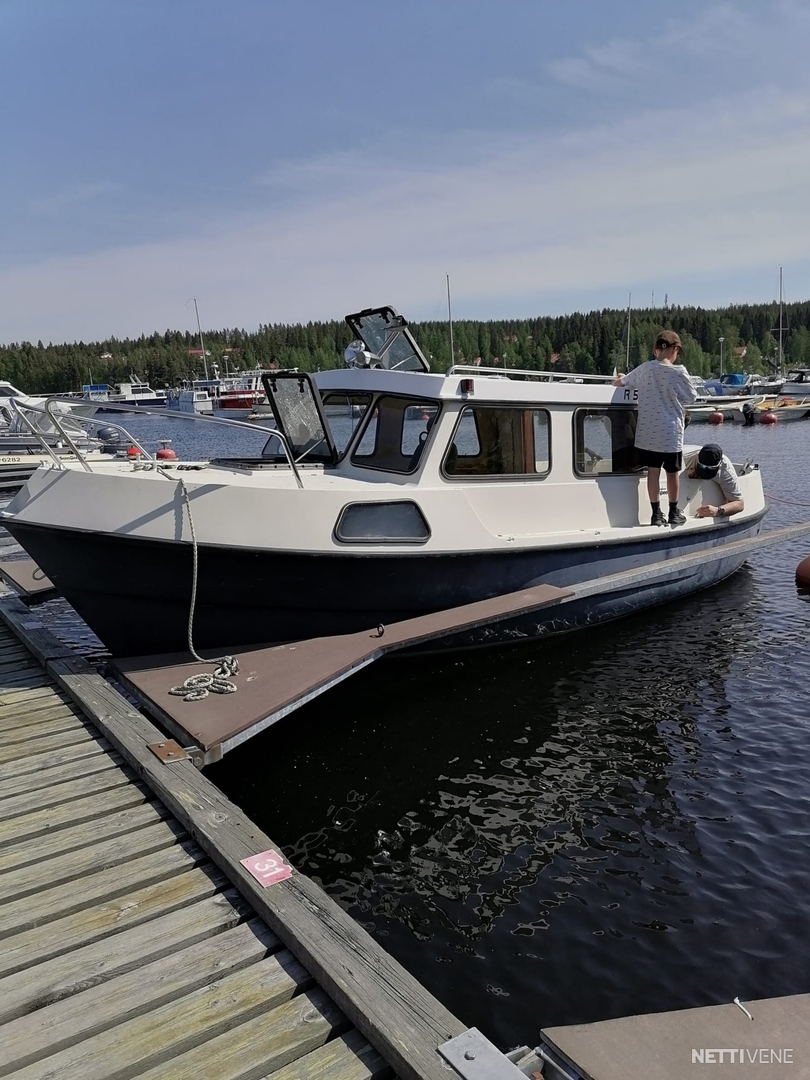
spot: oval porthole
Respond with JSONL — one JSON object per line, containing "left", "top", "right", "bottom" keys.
{"left": 335, "top": 501, "right": 430, "bottom": 543}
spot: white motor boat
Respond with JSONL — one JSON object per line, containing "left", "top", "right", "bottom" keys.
{"left": 0, "top": 305, "right": 767, "bottom": 658}
{"left": 97, "top": 376, "right": 168, "bottom": 410}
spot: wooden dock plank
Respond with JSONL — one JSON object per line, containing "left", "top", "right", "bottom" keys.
{"left": 0, "top": 861, "right": 229, "bottom": 979}
{"left": 0, "top": 684, "right": 72, "bottom": 708}
{"left": 0, "top": 697, "right": 83, "bottom": 732}
{"left": 0, "top": 709, "right": 94, "bottom": 743}
{"left": 0, "top": 799, "right": 172, "bottom": 874}
{"left": 128, "top": 988, "right": 347, "bottom": 1080}
{"left": 42, "top": 656, "right": 467, "bottom": 1080}
{"left": 8, "top": 950, "right": 315, "bottom": 1080}
{"left": 0, "top": 918, "right": 279, "bottom": 1075}
{"left": 0, "top": 737, "right": 112, "bottom": 783}
{"left": 0, "top": 751, "right": 123, "bottom": 803}
{"left": 0, "top": 817, "right": 188, "bottom": 904}
{"left": 0, "top": 837, "right": 206, "bottom": 938}
{"left": 265, "top": 1030, "right": 393, "bottom": 1080}
{"left": 0, "top": 782, "right": 151, "bottom": 848}
{"left": 0, "top": 888, "right": 251, "bottom": 1025}
{"left": 0, "top": 724, "right": 100, "bottom": 765}
{"left": 0, "top": 765, "right": 137, "bottom": 823}
{"left": 0, "top": 597, "right": 474, "bottom": 1080}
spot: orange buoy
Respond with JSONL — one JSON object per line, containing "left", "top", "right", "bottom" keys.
{"left": 708, "top": 410, "right": 724, "bottom": 425}
{"left": 126, "top": 446, "right": 142, "bottom": 458}
{"left": 797, "top": 556, "right": 810, "bottom": 588}
{"left": 760, "top": 411, "right": 778, "bottom": 425}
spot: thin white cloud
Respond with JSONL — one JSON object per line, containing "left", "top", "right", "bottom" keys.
{"left": 547, "top": 3, "right": 760, "bottom": 90}
{"left": 3, "top": 82, "right": 810, "bottom": 344}
{"left": 31, "top": 182, "right": 119, "bottom": 215}
{"left": 546, "top": 37, "right": 648, "bottom": 90}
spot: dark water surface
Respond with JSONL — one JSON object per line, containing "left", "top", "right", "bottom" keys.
{"left": 31, "top": 416, "right": 810, "bottom": 1049}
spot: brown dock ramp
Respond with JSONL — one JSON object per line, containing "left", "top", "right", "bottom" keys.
{"left": 112, "top": 583, "right": 573, "bottom": 763}
{"left": 0, "top": 556, "right": 56, "bottom": 601}
{"left": 541, "top": 993, "right": 810, "bottom": 1078}
{"left": 0, "top": 590, "right": 540, "bottom": 1080}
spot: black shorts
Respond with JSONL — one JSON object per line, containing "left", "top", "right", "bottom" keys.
{"left": 636, "top": 448, "right": 682, "bottom": 473}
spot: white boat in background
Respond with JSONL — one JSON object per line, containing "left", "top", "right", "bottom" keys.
{"left": 174, "top": 389, "right": 214, "bottom": 415}
{"left": 95, "top": 376, "right": 167, "bottom": 411}
{"left": 779, "top": 369, "right": 810, "bottom": 396}
{"left": 0, "top": 304, "right": 767, "bottom": 659}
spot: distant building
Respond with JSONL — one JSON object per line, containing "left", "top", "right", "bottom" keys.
{"left": 99, "top": 352, "right": 113, "bottom": 360}
{"left": 188, "top": 348, "right": 212, "bottom": 357}
{"left": 735, "top": 345, "right": 747, "bottom": 359}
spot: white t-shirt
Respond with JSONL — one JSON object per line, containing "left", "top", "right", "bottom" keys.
{"left": 622, "top": 359, "right": 698, "bottom": 453}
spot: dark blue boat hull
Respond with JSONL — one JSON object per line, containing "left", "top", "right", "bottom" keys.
{"left": 4, "top": 514, "right": 764, "bottom": 658}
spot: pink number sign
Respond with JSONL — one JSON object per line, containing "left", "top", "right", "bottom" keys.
{"left": 241, "top": 849, "right": 292, "bottom": 887}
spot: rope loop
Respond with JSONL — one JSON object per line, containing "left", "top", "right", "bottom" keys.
{"left": 166, "top": 477, "right": 240, "bottom": 703}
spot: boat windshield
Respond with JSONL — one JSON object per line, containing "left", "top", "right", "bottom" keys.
{"left": 345, "top": 306, "right": 430, "bottom": 372}
{"left": 261, "top": 372, "right": 337, "bottom": 465}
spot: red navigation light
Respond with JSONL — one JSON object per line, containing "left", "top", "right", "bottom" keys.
{"left": 460, "top": 378, "right": 474, "bottom": 395}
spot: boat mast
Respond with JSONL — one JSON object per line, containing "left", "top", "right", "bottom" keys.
{"left": 446, "top": 274, "right": 455, "bottom": 368}
{"left": 626, "top": 292, "right": 632, "bottom": 372}
{"left": 193, "top": 298, "right": 210, "bottom": 381}
{"left": 778, "top": 267, "right": 784, "bottom": 376}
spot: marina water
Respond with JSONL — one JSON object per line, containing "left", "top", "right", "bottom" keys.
{"left": 20, "top": 413, "right": 810, "bottom": 1051}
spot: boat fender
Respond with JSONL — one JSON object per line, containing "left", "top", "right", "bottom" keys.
{"left": 126, "top": 446, "right": 142, "bottom": 457}
{"left": 761, "top": 411, "right": 778, "bottom": 425}
{"left": 797, "top": 556, "right": 810, "bottom": 589}
{"left": 708, "top": 411, "right": 724, "bottom": 425}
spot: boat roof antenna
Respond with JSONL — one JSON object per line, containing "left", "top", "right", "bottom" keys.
{"left": 447, "top": 273, "right": 455, "bottom": 369}
{"left": 188, "top": 298, "right": 210, "bottom": 381}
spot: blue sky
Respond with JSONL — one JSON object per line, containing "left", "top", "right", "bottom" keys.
{"left": 2, "top": 0, "right": 810, "bottom": 343}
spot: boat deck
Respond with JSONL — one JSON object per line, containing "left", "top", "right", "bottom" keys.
{"left": 0, "top": 595, "right": 507, "bottom": 1080}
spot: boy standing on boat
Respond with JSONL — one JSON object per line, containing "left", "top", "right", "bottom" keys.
{"left": 614, "top": 330, "right": 697, "bottom": 526}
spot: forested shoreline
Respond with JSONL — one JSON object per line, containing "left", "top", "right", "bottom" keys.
{"left": 2, "top": 299, "right": 809, "bottom": 393}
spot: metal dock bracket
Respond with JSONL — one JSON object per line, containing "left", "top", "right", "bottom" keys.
{"left": 439, "top": 1029, "right": 534, "bottom": 1079}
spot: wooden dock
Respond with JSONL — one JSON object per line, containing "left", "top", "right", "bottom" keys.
{"left": 0, "top": 590, "right": 538, "bottom": 1080}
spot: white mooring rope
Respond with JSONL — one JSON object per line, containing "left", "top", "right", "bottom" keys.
{"left": 167, "top": 475, "right": 240, "bottom": 701}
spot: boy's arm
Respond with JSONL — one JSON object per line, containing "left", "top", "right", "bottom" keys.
{"left": 674, "top": 366, "right": 698, "bottom": 404}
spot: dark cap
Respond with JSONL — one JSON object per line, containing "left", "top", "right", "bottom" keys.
{"left": 696, "top": 443, "right": 722, "bottom": 478}
{"left": 699, "top": 444, "right": 723, "bottom": 467}
{"left": 655, "top": 329, "right": 682, "bottom": 349}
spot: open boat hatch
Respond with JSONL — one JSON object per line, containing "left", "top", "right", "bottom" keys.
{"left": 260, "top": 371, "right": 338, "bottom": 465}
{"left": 344, "top": 305, "right": 431, "bottom": 373}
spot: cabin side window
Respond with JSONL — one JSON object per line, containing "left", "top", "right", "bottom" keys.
{"left": 573, "top": 407, "right": 639, "bottom": 476}
{"left": 351, "top": 397, "right": 440, "bottom": 474}
{"left": 442, "top": 406, "right": 551, "bottom": 478}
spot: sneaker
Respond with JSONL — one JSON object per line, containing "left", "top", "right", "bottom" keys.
{"left": 668, "top": 507, "right": 686, "bottom": 526}
{"left": 650, "top": 508, "right": 667, "bottom": 526}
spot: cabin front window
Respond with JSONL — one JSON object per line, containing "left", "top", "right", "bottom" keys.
{"left": 321, "top": 392, "right": 373, "bottom": 455}
{"left": 573, "top": 407, "right": 639, "bottom": 476}
{"left": 351, "top": 396, "right": 440, "bottom": 474}
{"left": 443, "top": 406, "right": 551, "bottom": 478}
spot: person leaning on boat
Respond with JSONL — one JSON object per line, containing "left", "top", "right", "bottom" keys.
{"left": 685, "top": 443, "right": 744, "bottom": 519}
{"left": 613, "top": 330, "right": 698, "bottom": 527}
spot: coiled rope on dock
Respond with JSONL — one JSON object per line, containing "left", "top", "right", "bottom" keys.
{"left": 167, "top": 475, "right": 240, "bottom": 701}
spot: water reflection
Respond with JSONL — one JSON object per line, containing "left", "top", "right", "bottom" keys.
{"left": 212, "top": 566, "right": 783, "bottom": 1041}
